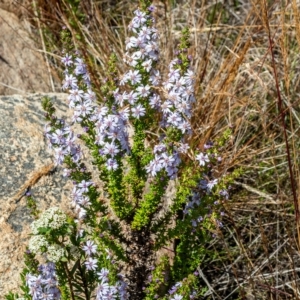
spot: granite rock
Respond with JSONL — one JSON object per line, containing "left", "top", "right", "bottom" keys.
{"left": 0, "top": 93, "right": 79, "bottom": 295}
{"left": 0, "top": 7, "right": 59, "bottom": 95}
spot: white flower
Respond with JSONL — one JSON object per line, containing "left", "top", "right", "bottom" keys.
{"left": 28, "top": 235, "right": 49, "bottom": 253}
{"left": 47, "top": 245, "right": 65, "bottom": 263}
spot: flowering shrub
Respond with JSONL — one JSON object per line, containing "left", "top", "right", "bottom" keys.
{"left": 6, "top": 1, "right": 238, "bottom": 299}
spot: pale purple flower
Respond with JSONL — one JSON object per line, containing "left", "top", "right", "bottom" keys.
{"left": 131, "top": 51, "right": 144, "bottom": 65}
{"left": 78, "top": 180, "right": 93, "bottom": 193}
{"left": 150, "top": 69, "right": 160, "bottom": 85}
{"left": 54, "top": 147, "right": 67, "bottom": 164}
{"left": 51, "top": 129, "right": 65, "bottom": 144}
{"left": 75, "top": 100, "right": 94, "bottom": 117}
{"left": 106, "top": 158, "right": 118, "bottom": 171}
{"left": 178, "top": 121, "right": 192, "bottom": 134}
{"left": 85, "top": 257, "right": 98, "bottom": 271}
{"left": 142, "top": 59, "right": 153, "bottom": 72}
{"left": 132, "top": 10, "right": 147, "bottom": 28}
{"left": 74, "top": 57, "right": 87, "bottom": 75}
{"left": 167, "top": 112, "right": 182, "bottom": 126}
{"left": 184, "top": 69, "right": 195, "bottom": 85}
{"left": 72, "top": 112, "right": 83, "bottom": 123}
{"left": 84, "top": 89, "right": 96, "bottom": 102}
{"left": 127, "top": 91, "right": 139, "bottom": 104}
{"left": 171, "top": 294, "right": 183, "bottom": 300}
{"left": 131, "top": 104, "right": 146, "bottom": 119}
{"left": 149, "top": 94, "right": 161, "bottom": 108}
{"left": 136, "top": 85, "right": 150, "bottom": 97}
{"left": 68, "top": 89, "right": 84, "bottom": 103}
{"left": 195, "top": 153, "right": 210, "bottom": 166}
{"left": 126, "top": 36, "right": 138, "bottom": 49}
{"left": 82, "top": 240, "right": 97, "bottom": 256}
{"left": 97, "top": 268, "right": 110, "bottom": 282}
{"left": 139, "top": 26, "right": 151, "bottom": 40}
{"left": 207, "top": 178, "right": 218, "bottom": 190}
{"left": 103, "top": 115, "right": 118, "bottom": 131}
{"left": 61, "top": 53, "right": 73, "bottom": 66}
{"left": 119, "top": 107, "right": 130, "bottom": 121}
{"left": 145, "top": 41, "right": 158, "bottom": 54}
{"left": 161, "top": 101, "right": 172, "bottom": 114}
{"left": 103, "top": 142, "right": 120, "bottom": 157}
{"left": 62, "top": 74, "right": 78, "bottom": 90}
{"left": 96, "top": 281, "right": 110, "bottom": 298}
{"left": 178, "top": 143, "right": 190, "bottom": 153}
{"left": 79, "top": 196, "right": 91, "bottom": 207}
{"left": 168, "top": 68, "right": 181, "bottom": 83}
{"left": 126, "top": 70, "right": 142, "bottom": 84}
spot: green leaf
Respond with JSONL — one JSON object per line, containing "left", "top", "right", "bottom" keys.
{"left": 60, "top": 257, "right": 68, "bottom": 262}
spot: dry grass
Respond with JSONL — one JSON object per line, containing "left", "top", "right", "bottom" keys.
{"left": 12, "top": 0, "right": 300, "bottom": 298}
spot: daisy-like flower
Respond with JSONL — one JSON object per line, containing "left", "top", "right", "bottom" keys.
{"left": 195, "top": 152, "right": 210, "bottom": 166}
{"left": 142, "top": 59, "right": 153, "bottom": 72}
{"left": 96, "top": 281, "right": 110, "bottom": 299}
{"left": 132, "top": 9, "right": 147, "bottom": 28}
{"left": 103, "top": 142, "right": 120, "bottom": 157}
{"left": 68, "top": 88, "right": 84, "bottom": 103}
{"left": 136, "top": 85, "right": 151, "bottom": 97}
{"left": 150, "top": 69, "right": 160, "bottom": 85}
{"left": 161, "top": 101, "right": 172, "bottom": 114}
{"left": 97, "top": 268, "right": 110, "bottom": 282}
{"left": 168, "top": 68, "right": 181, "bottom": 83}
{"left": 127, "top": 91, "right": 139, "bottom": 105}
{"left": 167, "top": 112, "right": 182, "bottom": 127}
{"left": 51, "top": 129, "right": 65, "bottom": 144}
{"left": 106, "top": 158, "right": 118, "bottom": 171}
{"left": 78, "top": 180, "right": 93, "bottom": 193}
{"left": 84, "top": 89, "right": 96, "bottom": 102}
{"left": 75, "top": 100, "right": 94, "bottom": 117}
{"left": 149, "top": 94, "right": 161, "bottom": 108}
{"left": 178, "top": 143, "right": 190, "bottom": 153}
{"left": 131, "top": 104, "right": 146, "bottom": 119}
{"left": 61, "top": 53, "right": 73, "bottom": 66}
{"left": 78, "top": 196, "right": 91, "bottom": 207}
{"left": 84, "top": 257, "right": 98, "bottom": 271}
{"left": 126, "top": 70, "right": 142, "bottom": 85}
{"left": 171, "top": 294, "right": 183, "bottom": 300}
{"left": 178, "top": 120, "right": 191, "bottom": 134}
{"left": 54, "top": 147, "right": 67, "bottom": 165}
{"left": 62, "top": 74, "right": 78, "bottom": 90}
{"left": 82, "top": 240, "right": 98, "bottom": 256}
{"left": 74, "top": 57, "right": 87, "bottom": 75}
{"left": 207, "top": 178, "right": 218, "bottom": 190}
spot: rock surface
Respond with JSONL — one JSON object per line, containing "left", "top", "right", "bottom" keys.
{"left": 0, "top": 7, "right": 59, "bottom": 95}
{"left": 0, "top": 93, "right": 75, "bottom": 295}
